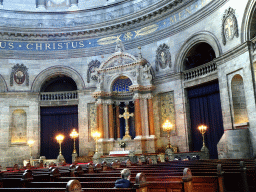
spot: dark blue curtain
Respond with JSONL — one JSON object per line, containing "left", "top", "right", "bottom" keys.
{"left": 40, "top": 106, "right": 78, "bottom": 164}
{"left": 187, "top": 81, "right": 224, "bottom": 159}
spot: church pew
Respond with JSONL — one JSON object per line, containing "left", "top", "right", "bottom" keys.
{"left": 0, "top": 173, "right": 150, "bottom": 192}
{"left": 10, "top": 170, "right": 193, "bottom": 192}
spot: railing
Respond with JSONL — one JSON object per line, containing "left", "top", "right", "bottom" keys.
{"left": 183, "top": 60, "right": 217, "bottom": 81}
{"left": 40, "top": 91, "right": 78, "bottom": 101}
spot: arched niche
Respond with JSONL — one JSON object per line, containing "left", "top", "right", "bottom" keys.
{"left": 10, "top": 109, "right": 27, "bottom": 144}
{"left": 176, "top": 31, "right": 222, "bottom": 72}
{"left": 31, "top": 66, "right": 84, "bottom": 92}
{"left": 111, "top": 76, "right": 133, "bottom": 94}
{"left": 231, "top": 74, "right": 249, "bottom": 125}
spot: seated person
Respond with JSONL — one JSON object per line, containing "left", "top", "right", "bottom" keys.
{"left": 115, "top": 168, "right": 131, "bottom": 188}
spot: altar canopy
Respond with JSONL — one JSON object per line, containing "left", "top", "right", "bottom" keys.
{"left": 40, "top": 106, "right": 78, "bottom": 164}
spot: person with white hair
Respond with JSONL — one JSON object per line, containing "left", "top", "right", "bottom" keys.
{"left": 115, "top": 168, "right": 131, "bottom": 188}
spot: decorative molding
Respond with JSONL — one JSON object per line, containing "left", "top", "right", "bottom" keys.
{"left": 87, "top": 60, "right": 101, "bottom": 83}
{"left": 222, "top": 7, "right": 239, "bottom": 45}
{"left": 155, "top": 43, "right": 171, "bottom": 71}
{"left": 10, "top": 64, "right": 29, "bottom": 86}
{"left": 0, "top": 0, "right": 228, "bottom": 60}
{"left": 215, "top": 42, "right": 250, "bottom": 66}
{"left": 129, "top": 85, "right": 156, "bottom": 92}
{"left": 0, "top": 0, "right": 184, "bottom": 38}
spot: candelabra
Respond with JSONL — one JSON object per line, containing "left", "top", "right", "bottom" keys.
{"left": 198, "top": 125, "right": 208, "bottom": 152}
{"left": 92, "top": 131, "right": 101, "bottom": 153}
{"left": 162, "top": 120, "right": 174, "bottom": 149}
{"left": 27, "top": 140, "right": 35, "bottom": 164}
{"left": 70, "top": 129, "right": 79, "bottom": 154}
{"left": 56, "top": 134, "right": 65, "bottom": 163}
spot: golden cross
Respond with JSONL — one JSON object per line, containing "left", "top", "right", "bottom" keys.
{"left": 119, "top": 107, "right": 134, "bottom": 125}
{"left": 225, "top": 18, "right": 233, "bottom": 37}
{"left": 119, "top": 107, "right": 134, "bottom": 139}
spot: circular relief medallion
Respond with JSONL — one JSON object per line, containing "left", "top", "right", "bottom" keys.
{"left": 14, "top": 70, "right": 25, "bottom": 84}
{"left": 224, "top": 16, "right": 235, "bottom": 41}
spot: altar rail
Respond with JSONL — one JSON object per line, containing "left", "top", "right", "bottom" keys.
{"left": 183, "top": 60, "right": 217, "bottom": 81}
{"left": 40, "top": 91, "right": 78, "bottom": 101}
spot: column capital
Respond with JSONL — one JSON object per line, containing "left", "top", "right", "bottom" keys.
{"left": 133, "top": 93, "right": 142, "bottom": 100}
{"left": 105, "top": 99, "right": 114, "bottom": 105}
{"left": 96, "top": 99, "right": 104, "bottom": 105}
{"left": 141, "top": 93, "right": 153, "bottom": 99}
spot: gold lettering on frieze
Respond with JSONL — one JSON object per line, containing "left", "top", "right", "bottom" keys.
{"left": 26, "top": 43, "right": 33, "bottom": 50}
{"left": 186, "top": 7, "right": 191, "bottom": 14}
{"left": 179, "top": 11, "right": 183, "bottom": 20}
{"left": 36, "top": 43, "right": 43, "bottom": 50}
{"left": 170, "top": 15, "right": 177, "bottom": 23}
{"left": 134, "top": 24, "right": 158, "bottom": 38}
{"left": 45, "top": 43, "right": 51, "bottom": 50}
{"left": 79, "top": 41, "right": 84, "bottom": 47}
{"left": 72, "top": 42, "right": 77, "bottom": 48}
{"left": 58, "top": 43, "right": 63, "bottom": 49}
{"left": 64, "top": 42, "right": 70, "bottom": 49}
{"left": 9, "top": 42, "right": 14, "bottom": 49}
{"left": 0, "top": 42, "right": 6, "bottom": 49}
{"left": 97, "top": 35, "right": 122, "bottom": 45}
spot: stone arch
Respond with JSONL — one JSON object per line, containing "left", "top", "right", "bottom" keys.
{"left": 0, "top": 74, "right": 8, "bottom": 92}
{"left": 241, "top": 0, "right": 255, "bottom": 42}
{"left": 31, "top": 66, "right": 85, "bottom": 92}
{"left": 176, "top": 31, "right": 222, "bottom": 73}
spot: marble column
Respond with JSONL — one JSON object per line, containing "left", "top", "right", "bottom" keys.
{"left": 134, "top": 95, "right": 142, "bottom": 136}
{"left": 116, "top": 104, "right": 120, "bottom": 139}
{"left": 97, "top": 99, "right": 104, "bottom": 139}
{"left": 108, "top": 102, "right": 114, "bottom": 139}
{"left": 148, "top": 95, "right": 155, "bottom": 136}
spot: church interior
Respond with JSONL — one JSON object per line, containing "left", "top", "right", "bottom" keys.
{"left": 1, "top": 0, "right": 256, "bottom": 186}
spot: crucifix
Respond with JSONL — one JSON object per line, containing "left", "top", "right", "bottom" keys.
{"left": 119, "top": 107, "right": 134, "bottom": 140}
{"left": 225, "top": 17, "right": 233, "bottom": 38}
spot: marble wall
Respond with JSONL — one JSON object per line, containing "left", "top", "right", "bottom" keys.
{"left": 0, "top": 0, "right": 255, "bottom": 168}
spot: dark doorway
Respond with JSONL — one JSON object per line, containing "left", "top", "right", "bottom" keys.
{"left": 40, "top": 106, "right": 78, "bottom": 164}
{"left": 187, "top": 81, "right": 224, "bottom": 159}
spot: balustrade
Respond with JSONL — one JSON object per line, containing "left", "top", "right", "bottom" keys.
{"left": 40, "top": 91, "right": 78, "bottom": 101}
{"left": 183, "top": 61, "right": 217, "bottom": 81}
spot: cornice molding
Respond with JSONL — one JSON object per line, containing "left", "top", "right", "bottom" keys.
{"left": 0, "top": 0, "right": 227, "bottom": 59}
{"left": 0, "top": 0, "right": 184, "bottom": 38}
{"left": 215, "top": 42, "right": 250, "bottom": 66}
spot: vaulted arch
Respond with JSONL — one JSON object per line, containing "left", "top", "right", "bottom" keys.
{"left": 176, "top": 31, "right": 222, "bottom": 73}
{"left": 31, "top": 66, "right": 85, "bottom": 92}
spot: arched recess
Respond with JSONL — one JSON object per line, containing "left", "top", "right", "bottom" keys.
{"left": 176, "top": 31, "right": 222, "bottom": 73}
{"left": 241, "top": 0, "right": 256, "bottom": 42}
{"left": 31, "top": 66, "right": 85, "bottom": 92}
{"left": 107, "top": 74, "right": 134, "bottom": 93}
{"left": 231, "top": 74, "right": 249, "bottom": 125}
{"left": 0, "top": 74, "right": 7, "bottom": 92}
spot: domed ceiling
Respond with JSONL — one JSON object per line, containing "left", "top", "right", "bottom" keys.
{"left": 0, "top": 0, "right": 182, "bottom": 31}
